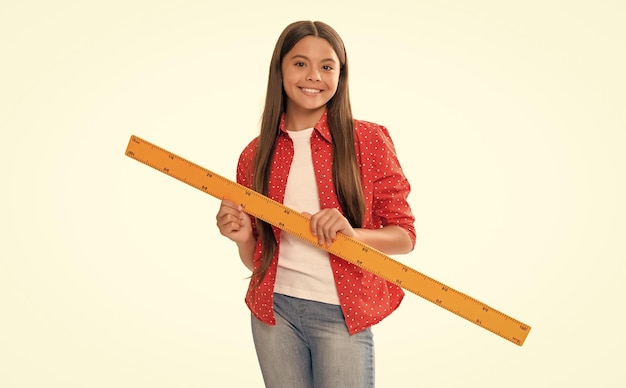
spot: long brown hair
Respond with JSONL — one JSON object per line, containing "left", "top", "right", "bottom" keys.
{"left": 251, "top": 20, "right": 365, "bottom": 285}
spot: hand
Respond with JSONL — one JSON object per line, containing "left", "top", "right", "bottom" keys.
{"left": 305, "top": 208, "right": 356, "bottom": 247}
{"left": 216, "top": 199, "right": 253, "bottom": 244}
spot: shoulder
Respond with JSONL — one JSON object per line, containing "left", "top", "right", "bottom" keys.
{"left": 353, "top": 119, "right": 397, "bottom": 152}
{"left": 354, "top": 119, "right": 387, "bottom": 133}
{"left": 240, "top": 136, "right": 259, "bottom": 160}
{"left": 236, "top": 137, "right": 259, "bottom": 185}
{"left": 237, "top": 136, "right": 259, "bottom": 170}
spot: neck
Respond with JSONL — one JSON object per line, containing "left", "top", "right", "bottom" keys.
{"left": 284, "top": 104, "right": 325, "bottom": 131}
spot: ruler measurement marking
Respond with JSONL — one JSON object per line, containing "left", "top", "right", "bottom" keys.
{"left": 125, "top": 135, "right": 531, "bottom": 346}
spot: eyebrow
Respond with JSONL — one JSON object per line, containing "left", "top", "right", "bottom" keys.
{"left": 290, "top": 54, "right": 337, "bottom": 64}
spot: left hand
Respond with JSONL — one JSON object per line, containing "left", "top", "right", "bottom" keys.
{"left": 304, "top": 208, "right": 356, "bottom": 247}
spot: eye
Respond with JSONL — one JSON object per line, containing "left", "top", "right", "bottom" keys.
{"left": 295, "top": 61, "right": 306, "bottom": 67}
{"left": 322, "top": 65, "right": 334, "bottom": 71}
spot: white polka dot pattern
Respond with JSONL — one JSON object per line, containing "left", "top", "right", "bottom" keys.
{"left": 236, "top": 111, "right": 416, "bottom": 335}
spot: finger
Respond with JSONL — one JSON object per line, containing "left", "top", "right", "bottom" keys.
{"left": 306, "top": 212, "right": 318, "bottom": 236}
{"left": 216, "top": 209, "right": 235, "bottom": 223}
{"left": 217, "top": 213, "right": 243, "bottom": 230}
{"left": 310, "top": 209, "right": 332, "bottom": 237}
{"left": 323, "top": 216, "right": 350, "bottom": 246}
{"left": 217, "top": 200, "right": 244, "bottom": 218}
{"left": 222, "top": 199, "right": 238, "bottom": 208}
{"left": 221, "top": 220, "right": 244, "bottom": 237}
{"left": 218, "top": 200, "right": 239, "bottom": 214}
{"left": 317, "top": 219, "right": 336, "bottom": 246}
{"left": 307, "top": 210, "right": 326, "bottom": 243}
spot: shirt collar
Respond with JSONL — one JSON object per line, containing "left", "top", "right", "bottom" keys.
{"left": 279, "top": 110, "right": 332, "bottom": 143}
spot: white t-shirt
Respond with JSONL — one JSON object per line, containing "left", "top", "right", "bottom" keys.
{"left": 274, "top": 128, "right": 340, "bottom": 305}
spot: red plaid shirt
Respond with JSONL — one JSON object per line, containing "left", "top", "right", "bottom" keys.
{"left": 236, "top": 111, "right": 416, "bottom": 334}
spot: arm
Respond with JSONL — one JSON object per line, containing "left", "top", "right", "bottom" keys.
{"left": 216, "top": 199, "right": 256, "bottom": 271}
{"left": 218, "top": 139, "right": 258, "bottom": 271}
{"left": 308, "top": 209, "right": 413, "bottom": 255}
{"left": 308, "top": 122, "right": 416, "bottom": 254}
{"left": 236, "top": 237, "right": 256, "bottom": 271}
{"left": 353, "top": 225, "right": 413, "bottom": 255}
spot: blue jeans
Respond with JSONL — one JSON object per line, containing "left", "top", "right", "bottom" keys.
{"left": 251, "top": 293, "right": 375, "bottom": 388}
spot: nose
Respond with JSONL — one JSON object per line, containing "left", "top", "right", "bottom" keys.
{"left": 306, "top": 68, "right": 321, "bottom": 82}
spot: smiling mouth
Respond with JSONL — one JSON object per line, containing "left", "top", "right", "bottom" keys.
{"left": 300, "top": 87, "right": 322, "bottom": 94}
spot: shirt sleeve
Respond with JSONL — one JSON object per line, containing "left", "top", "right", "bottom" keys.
{"left": 236, "top": 138, "right": 259, "bottom": 237}
{"left": 368, "top": 124, "right": 417, "bottom": 247}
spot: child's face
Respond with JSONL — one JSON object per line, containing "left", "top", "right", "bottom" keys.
{"left": 281, "top": 36, "right": 340, "bottom": 115}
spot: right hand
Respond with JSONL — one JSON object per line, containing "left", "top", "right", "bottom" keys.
{"left": 216, "top": 199, "right": 253, "bottom": 244}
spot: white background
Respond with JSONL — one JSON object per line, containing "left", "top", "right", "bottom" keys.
{"left": 1, "top": 1, "right": 624, "bottom": 386}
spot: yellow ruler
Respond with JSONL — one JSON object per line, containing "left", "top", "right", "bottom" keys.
{"left": 125, "top": 135, "right": 531, "bottom": 346}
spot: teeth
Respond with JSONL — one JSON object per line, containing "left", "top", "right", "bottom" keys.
{"left": 302, "top": 88, "right": 321, "bottom": 94}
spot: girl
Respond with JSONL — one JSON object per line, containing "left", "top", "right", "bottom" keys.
{"left": 216, "top": 20, "right": 416, "bottom": 388}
